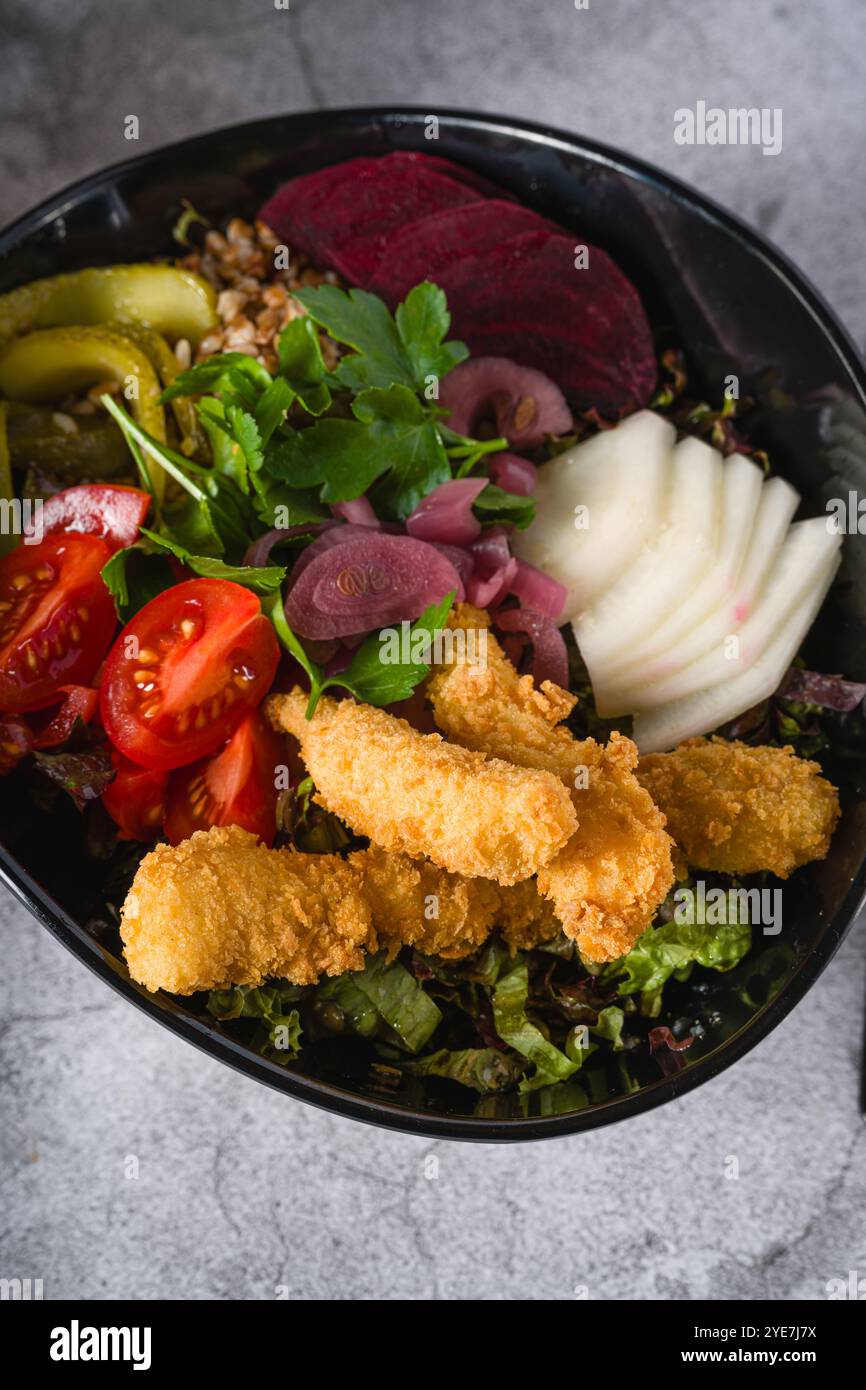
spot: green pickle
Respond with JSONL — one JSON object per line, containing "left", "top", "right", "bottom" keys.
{"left": 0, "top": 264, "right": 217, "bottom": 349}
{"left": 0, "top": 326, "right": 169, "bottom": 496}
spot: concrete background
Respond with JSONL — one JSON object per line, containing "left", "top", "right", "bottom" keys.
{"left": 1, "top": 0, "right": 864, "bottom": 1301}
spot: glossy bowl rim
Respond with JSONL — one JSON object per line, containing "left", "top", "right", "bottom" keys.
{"left": 2, "top": 104, "right": 865, "bottom": 1142}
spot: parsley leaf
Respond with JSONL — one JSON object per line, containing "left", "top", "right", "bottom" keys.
{"left": 473, "top": 482, "right": 537, "bottom": 530}
{"left": 293, "top": 281, "right": 468, "bottom": 395}
{"left": 139, "top": 528, "right": 286, "bottom": 595}
{"left": 332, "top": 590, "right": 455, "bottom": 706}
{"left": 355, "top": 385, "right": 450, "bottom": 518}
{"left": 264, "top": 591, "right": 456, "bottom": 719}
{"left": 276, "top": 317, "right": 332, "bottom": 416}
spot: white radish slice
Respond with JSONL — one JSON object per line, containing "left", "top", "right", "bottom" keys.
{"left": 575, "top": 435, "right": 724, "bottom": 677}
{"left": 600, "top": 453, "right": 764, "bottom": 682}
{"left": 599, "top": 472, "right": 800, "bottom": 713}
{"left": 633, "top": 547, "right": 842, "bottom": 753}
{"left": 513, "top": 409, "right": 675, "bottom": 620}
{"left": 614, "top": 516, "right": 840, "bottom": 713}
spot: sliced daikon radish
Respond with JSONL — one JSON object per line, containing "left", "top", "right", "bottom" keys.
{"left": 617, "top": 516, "right": 839, "bottom": 713}
{"left": 599, "top": 472, "right": 800, "bottom": 712}
{"left": 513, "top": 409, "right": 675, "bottom": 620}
{"left": 633, "top": 546, "right": 842, "bottom": 752}
{"left": 575, "top": 435, "right": 724, "bottom": 680}
{"left": 600, "top": 453, "right": 763, "bottom": 682}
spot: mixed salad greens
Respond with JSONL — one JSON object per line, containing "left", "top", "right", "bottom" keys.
{"left": 1, "top": 185, "right": 863, "bottom": 1118}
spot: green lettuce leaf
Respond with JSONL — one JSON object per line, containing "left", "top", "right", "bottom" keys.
{"left": 606, "top": 915, "right": 752, "bottom": 1016}
{"left": 317, "top": 952, "right": 442, "bottom": 1053}
{"left": 402, "top": 1047, "right": 523, "bottom": 1093}
{"left": 492, "top": 958, "right": 579, "bottom": 1093}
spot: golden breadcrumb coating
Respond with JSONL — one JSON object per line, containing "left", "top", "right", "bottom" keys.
{"left": 121, "top": 826, "right": 562, "bottom": 992}
{"left": 427, "top": 604, "right": 675, "bottom": 961}
{"left": 266, "top": 689, "right": 577, "bottom": 886}
{"left": 352, "top": 844, "right": 510, "bottom": 959}
{"left": 121, "top": 825, "right": 372, "bottom": 994}
{"left": 636, "top": 737, "right": 840, "bottom": 878}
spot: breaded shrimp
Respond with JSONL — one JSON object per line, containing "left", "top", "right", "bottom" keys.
{"left": 636, "top": 737, "right": 840, "bottom": 878}
{"left": 121, "top": 825, "right": 372, "bottom": 994}
{"left": 121, "top": 825, "right": 563, "bottom": 993}
{"left": 427, "top": 605, "right": 675, "bottom": 961}
{"left": 266, "top": 689, "right": 577, "bottom": 885}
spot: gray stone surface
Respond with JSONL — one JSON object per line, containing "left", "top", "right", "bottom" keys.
{"left": 1, "top": 0, "right": 865, "bottom": 1302}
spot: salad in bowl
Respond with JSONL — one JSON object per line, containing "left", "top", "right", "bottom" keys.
{"left": 0, "top": 145, "right": 858, "bottom": 1122}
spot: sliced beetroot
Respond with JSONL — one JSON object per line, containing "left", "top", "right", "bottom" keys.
{"left": 496, "top": 608, "right": 569, "bottom": 689}
{"left": 433, "top": 231, "right": 656, "bottom": 410}
{"left": 385, "top": 152, "right": 516, "bottom": 201}
{"left": 439, "top": 356, "right": 572, "bottom": 449}
{"left": 259, "top": 154, "right": 483, "bottom": 286}
{"left": 405, "top": 477, "right": 487, "bottom": 547}
{"left": 366, "top": 200, "right": 557, "bottom": 307}
{"left": 284, "top": 533, "right": 464, "bottom": 639}
{"left": 488, "top": 452, "right": 537, "bottom": 495}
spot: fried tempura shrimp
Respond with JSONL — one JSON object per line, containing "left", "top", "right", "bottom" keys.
{"left": 266, "top": 689, "right": 577, "bottom": 885}
{"left": 636, "top": 736, "right": 840, "bottom": 878}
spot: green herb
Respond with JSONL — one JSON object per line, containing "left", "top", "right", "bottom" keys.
{"left": 293, "top": 281, "right": 468, "bottom": 394}
{"left": 492, "top": 959, "right": 579, "bottom": 1093}
{"left": 276, "top": 317, "right": 332, "bottom": 416}
{"left": 266, "top": 591, "right": 455, "bottom": 719}
{"left": 472, "top": 482, "right": 536, "bottom": 530}
{"left": 139, "top": 528, "right": 286, "bottom": 595}
{"left": 171, "top": 198, "right": 210, "bottom": 248}
{"left": 101, "top": 544, "right": 175, "bottom": 621}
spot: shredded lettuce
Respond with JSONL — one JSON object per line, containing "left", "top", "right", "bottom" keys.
{"left": 402, "top": 1047, "right": 523, "bottom": 1093}
{"left": 207, "top": 984, "right": 303, "bottom": 1064}
{"left": 317, "top": 952, "right": 442, "bottom": 1053}
{"left": 604, "top": 916, "right": 751, "bottom": 1016}
{"left": 492, "top": 959, "right": 579, "bottom": 1093}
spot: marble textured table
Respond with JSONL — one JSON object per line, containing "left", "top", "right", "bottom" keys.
{"left": 1, "top": 0, "right": 864, "bottom": 1300}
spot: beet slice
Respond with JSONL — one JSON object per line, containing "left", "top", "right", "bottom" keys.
{"left": 433, "top": 231, "right": 657, "bottom": 410}
{"left": 366, "top": 200, "right": 556, "bottom": 306}
{"left": 259, "top": 153, "right": 483, "bottom": 286}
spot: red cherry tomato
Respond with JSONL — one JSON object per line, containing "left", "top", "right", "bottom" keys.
{"left": 0, "top": 534, "right": 116, "bottom": 713}
{"left": 164, "top": 711, "right": 285, "bottom": 846}
{"left": 29, "top": 683, "right": 99, "bottom": 749}
{"left": 41, "top": 483, "right": 151, "bottom": 553}
{"left": 102, "top": 750, "right": 167, "bottom": 841}
{"left": 100, "top": 578, "right": 279, "bottom": 771}
{"left": 0, "top": 714, "right": 32, "bottom": 775}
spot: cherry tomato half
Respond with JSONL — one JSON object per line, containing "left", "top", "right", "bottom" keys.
{"left": 100, "top": 578, "right": 279, "bottom": 771}
{"left": 102, "top": 750, "right": 167, "bottom": 841}
{"left": 29, "top": 683, "right": 99, "bottom": 749}
{"left": 164, "top": 711, "right": 285, "bottom": 846}
{"left": 0, "top": 534, "right": 116, "bottom": 713}
{"left": 41, "top": 483, "right": 151, "bottom": 553}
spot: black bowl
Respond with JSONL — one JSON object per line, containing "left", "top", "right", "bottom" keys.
{"left": 2, "top": 107, "right": 866, "bottom": 1140}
